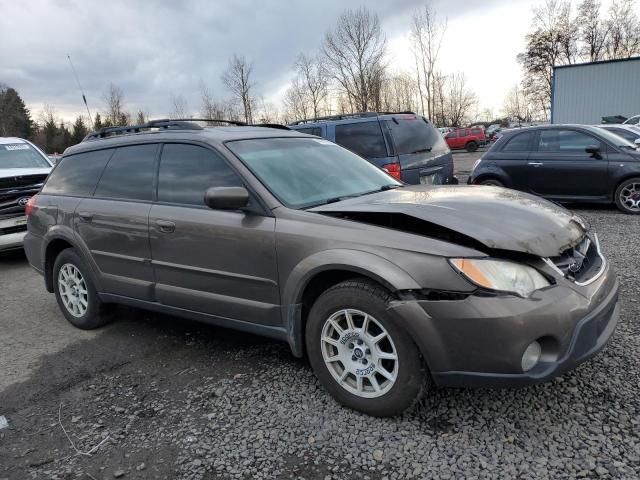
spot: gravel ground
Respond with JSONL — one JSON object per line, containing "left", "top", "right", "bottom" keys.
{"left": 1, "top": 206, "right": 639, "bottom": 479}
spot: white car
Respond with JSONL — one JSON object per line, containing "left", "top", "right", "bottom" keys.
{"left": 623, "top": 115, "right": 640, "bottom": 126}
{"left": 596, "top": 124, "right": 640, "bottom": 146}
{"left": 0, "top": 137, "right": 53, "bottom": 252}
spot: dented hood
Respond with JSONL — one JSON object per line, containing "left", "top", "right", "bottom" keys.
{"left": 310, "top": 185, "right": 588, "bottom": 257}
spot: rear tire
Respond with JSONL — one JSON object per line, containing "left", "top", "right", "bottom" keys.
{"left": 614, "top": 177, "right": 640, "bottom": 214}
{"left": 305, "top": 279, "right": 423, "bottom": 417}
{"left": 479, "top": 178, "right": 504, "bottom": 187}
{"left": 53, "top": 248, "right": 113, "bottom": 329}
{"left": 466, "top": 141, "right": 478, "bottom": 152}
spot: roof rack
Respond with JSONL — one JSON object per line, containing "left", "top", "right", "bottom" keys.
{"left": 289, "top": 111, "right": 417, "bottom": 125}
{"left": 252, "top": 123, "right": 290, "bottom": 130}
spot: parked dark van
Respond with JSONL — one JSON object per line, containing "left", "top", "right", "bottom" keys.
{"left": 289, "top": 112, "right": 457, "bottom": 185}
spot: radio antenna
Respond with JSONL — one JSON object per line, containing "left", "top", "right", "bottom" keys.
{"left": 67, "top": 55, "right": 94, "bottom": 128}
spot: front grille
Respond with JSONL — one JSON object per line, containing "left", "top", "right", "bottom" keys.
{"left": 0, "top": 178, "right": 45, "bottom": 218}
{"left": 0, "top": 224, "right": 27, "bottom": 235}
{"left": 548, "top": 236, "right": 603, "bottom": 285}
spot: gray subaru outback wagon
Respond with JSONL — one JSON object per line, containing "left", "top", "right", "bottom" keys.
{"left": 24, "top": 119, "right": 619, "bottom": 416}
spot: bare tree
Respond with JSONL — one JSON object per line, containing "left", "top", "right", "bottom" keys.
{"left": 283, "top": 77, "right": 312, "bottom": 122}
{"left": 135, "top": 109, "right": 147, "bottom": 125}
{"left": 380, "top": 72, "right": 419, "bottom": 113}
{"left": 502, "top": 84, "right": 534, "bottom": 124}
{"left": 443, "top": 73, "right": 477, "bottom": 127}
{"left": 295, "top": 54, "right": 329, "bottom": 119}
{"left": 102, "top": 83, "right": 128, "bottom": 126}
{"left": 410, "top": 4, "right": 447, "bottom": 120}
{"left": 322, "top": 7, "right": 387, "bottom": 112}
{"left": 222, "top": 54, "right": 254, "bottom": 124}
{"left": 255, "top": 96, "right": 279, "bottom": 123}
{"left": 518, "top": 0, "right": 578, "bottom": 119}
{"left": 169, "top": 94, "right": 189, "bottom": 118}
{"left": 605, "top": 0, "right": 640, "bottom": 58}
{"left": 577, "top": 0, "right": 609, "bottom": 61}
{"left": 200, "top": 84, "right": 241, "bottom": 123}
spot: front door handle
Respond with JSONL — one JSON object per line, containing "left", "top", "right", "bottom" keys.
{"left": 528, "top": 162, "right": 544, "bottom": 167}
{"left": 78, "top": 212, "right": 93, "bottom": 222}
{"left": 156, "top": 219, "right": 175, "bottom": 233}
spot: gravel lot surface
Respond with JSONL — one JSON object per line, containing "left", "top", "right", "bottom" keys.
{"left": 1, "top": 195, "right": 639, "bottom": 479}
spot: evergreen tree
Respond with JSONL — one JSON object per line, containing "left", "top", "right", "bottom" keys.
{"left": 71, "top": 116, "right": 89, "bottom": 144}
{"left": 94, "top": 112, "right": 104, "bottom": 130}
{"left": 0, "top": 86, "right": 34, "bottom": 138}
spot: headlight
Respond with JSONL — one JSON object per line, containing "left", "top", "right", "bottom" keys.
{"left": 449, "top": 258, "right": 550, "bottom": 297}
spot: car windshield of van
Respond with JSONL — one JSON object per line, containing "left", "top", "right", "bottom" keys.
{"left": 385, "top": 116, "right": 448, "bottom": 155}
{"left": 0, "top": 142, "right": 51, "bottom": 168}
{"left": 226, "top": 137, "right": 402, "bottom": 209}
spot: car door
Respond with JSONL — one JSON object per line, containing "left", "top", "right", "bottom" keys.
{"left": 149, "top": 142, "right": 280, "bottom": 326}
{"left": 75, "top": 144, "right": 158, "bottom": 301}
{"left": 491, "top": 130, "right": 535, "bottom": 190}
{"left": 527, "top": 128, "right": 610, "bottom": 199}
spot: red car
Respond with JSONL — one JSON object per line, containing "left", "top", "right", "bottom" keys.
{"left": 445, "top": 127, "right": 486, "bottom": 152}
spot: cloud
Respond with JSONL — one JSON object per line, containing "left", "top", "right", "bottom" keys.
{"left": 0, "top": 0, "right": 524, "bottom": 122}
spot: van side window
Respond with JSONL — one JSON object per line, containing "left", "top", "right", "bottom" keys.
{"left": 157, "top": 144, "right": 243, "bottom": 206}
{"left": 296, "top": 127, "right": 322, "bottom": 136}
{"left": 94, "top": 144, "right": 158, "bottom": 201}
{"left": 42, "top": 149, "right": 113, "bottom": 196}
{"left": 334, "top": 122, "right": 388, "bottom": 158}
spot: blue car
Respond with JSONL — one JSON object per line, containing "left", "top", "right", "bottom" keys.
{"left": 289, "top": 112, "right": 457, "bottom": 185}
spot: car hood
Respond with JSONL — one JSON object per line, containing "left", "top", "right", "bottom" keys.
{"left": 310, "top": 185, "right": 587, "bottom": 257}
{"left": 0, "top": 167, "right": 51, "bottom": 179}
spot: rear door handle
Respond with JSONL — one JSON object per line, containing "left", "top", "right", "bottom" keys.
{"left": 156, "top": 220, "right": 175, "bottom": 233}
{"left": 528, "top": 162, "right": 544, "bottom": 167}
{"left": 78, "top": 212, "right": 93, "bottom": 222}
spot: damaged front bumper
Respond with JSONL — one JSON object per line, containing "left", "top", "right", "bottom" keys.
{"left": 387, "top": 261, "right": 619, "bottom": 388}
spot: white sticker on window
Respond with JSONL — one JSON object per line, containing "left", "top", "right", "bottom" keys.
{"left": 4, "top": 144, "right": 30, "bottom": 150}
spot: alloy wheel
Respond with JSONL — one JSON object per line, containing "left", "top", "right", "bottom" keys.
{"left": 620, "top": 182, "right": 640, "bottom": 211}
{"left": 320, "top": 309, "right": 399, "bottom": 398}
{"left": 58, "top": 263, "right": 89, "bottom": 317}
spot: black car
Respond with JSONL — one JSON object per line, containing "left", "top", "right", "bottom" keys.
{"left": 468, "top": 125, "right": 640, "bottom": 214}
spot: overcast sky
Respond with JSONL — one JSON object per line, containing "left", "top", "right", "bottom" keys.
{"left": 0, "top": 0, "right": 570, "bottom": 123}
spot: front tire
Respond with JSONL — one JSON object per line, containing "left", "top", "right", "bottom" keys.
{"left": 614, "top": 177, "right": 640, "bottom": 214}
{"left": 306, "top": 279, "right": 423, "bottom": 417}
{"left": 53, "top": 248, "right": 113, "bottom": 329}
{"left": 466, "top": 141, "right": 478, "bottom": 152}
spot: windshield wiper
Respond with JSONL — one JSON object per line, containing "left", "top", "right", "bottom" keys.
{"left": 408, "top": 147, "right": 432, "bottom": 154}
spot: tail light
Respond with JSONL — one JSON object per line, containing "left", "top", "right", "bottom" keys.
{"left": 382, "top": 162, "right": 402, "bottom": 180}
{"left": 25, "top": 195, "right": 38, "bottom": 217}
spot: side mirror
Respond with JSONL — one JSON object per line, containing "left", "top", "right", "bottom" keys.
{"left": 204, "top": 186, "right": 249, "bottom": 210}
{"left": 585, "top": 145, "right": 601, "bottom": 156}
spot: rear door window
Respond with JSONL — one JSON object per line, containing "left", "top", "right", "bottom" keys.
{"left": 385, "top": 116, "right": 448, "bottom": 156}
{"left": 157, "top": 143, "right": 243, "bottom": 206}
{"left": 42, "top": 149, "right": 113, "bottom": 196}
{"left": 94, "top": 144, "right": 158, "bottom": 201}
{"left": 502, "top": 132, "right": 535, "bottom": 152}
{"left": 334, "top": 121, "right": 388, "bottom": 158}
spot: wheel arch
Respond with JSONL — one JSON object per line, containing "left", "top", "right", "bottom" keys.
{"left": 42, "top": 228, "right": 101, "bottom": 293}
{"left": 281, "top": 249, "right": 422, "bottom": 358}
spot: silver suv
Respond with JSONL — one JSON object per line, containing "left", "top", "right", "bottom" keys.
{"left": 24, "top": 120, "right": 619, "bottom": 416}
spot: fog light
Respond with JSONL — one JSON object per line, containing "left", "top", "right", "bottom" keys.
{"left": 521, "top": 341, "right": 542, "bottom": 372}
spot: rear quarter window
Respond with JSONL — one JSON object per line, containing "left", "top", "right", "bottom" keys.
{"left": 42, "top": 149, "right": 113, "bottom": 196}
{"left": 334, "top": 121, "right": 388, "bottom": 158}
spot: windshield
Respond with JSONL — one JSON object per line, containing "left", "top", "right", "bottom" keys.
{"left": 226, "top": 137, "right": 402, "bottom": 209}
{"left": 594, "top": 127, "right": 639, "bottom": 150}
{"left": 385, "top": 116, "right": 449, "bottom": 156}
{"left": 0, "top": 142, "right": 51, "bottom": 168}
